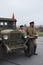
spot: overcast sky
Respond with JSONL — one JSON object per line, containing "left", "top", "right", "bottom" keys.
{"left": 0, "top": 0, "right": 43, "bottom": 26}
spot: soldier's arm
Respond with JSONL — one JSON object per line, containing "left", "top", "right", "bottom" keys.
{"left": 33, "top": 29, "right": 38, "bottom": 39}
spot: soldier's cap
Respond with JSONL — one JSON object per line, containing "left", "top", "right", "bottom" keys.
{"left": 20, "top": 25, "right": 24, "bottom": 28}
{"left": 30, "top": 21, "right": 34, "bottom": 24}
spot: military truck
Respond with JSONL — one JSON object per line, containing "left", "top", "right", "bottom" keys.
{"left": 0, "top": 17, "right": 36, "bottom": 57}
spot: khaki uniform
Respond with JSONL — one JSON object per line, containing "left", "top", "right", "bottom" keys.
{"left": 27, "top": 26, "right": 38, "bottom": 46}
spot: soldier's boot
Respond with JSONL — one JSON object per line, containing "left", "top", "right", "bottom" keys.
{"left": 34, "top": 45, "right": 38, "bottom": 55}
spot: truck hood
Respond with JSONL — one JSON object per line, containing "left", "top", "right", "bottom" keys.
{"left": 1, "top": 29, "right": 14, "bottom": 34}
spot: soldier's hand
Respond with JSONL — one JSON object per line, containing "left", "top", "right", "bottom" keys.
{"left": 34, "top": 35, "right": 38, "bottom": 39}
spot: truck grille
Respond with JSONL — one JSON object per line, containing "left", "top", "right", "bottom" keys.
{"left": 9, "top": 32, "right": 24, "bottom": 45}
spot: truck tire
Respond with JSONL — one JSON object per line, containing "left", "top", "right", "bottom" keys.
{"left": 24, "top": 40, "right": 34, "bottom": 57}
{"left": 2, "top": 44, "right": 7, "bottom": 55}
{"left": 0, "top": 44, "right": 3, "bottom": 57}
{"left": 0, "top": 44, "right": 7, "bottom": 57}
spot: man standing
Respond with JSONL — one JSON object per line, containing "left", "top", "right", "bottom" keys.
{"left": 27, "top": 21, "right": 38, "bottom": 55}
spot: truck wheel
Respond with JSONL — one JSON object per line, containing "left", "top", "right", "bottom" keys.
{"left": 24, "top": 40, "right": 34, "bottom": 57}
{"left": 2, "top": 44, "right": 7, "bottom": 55}
{"left": 0, "top": 44, "right": 3, "bottom": 57}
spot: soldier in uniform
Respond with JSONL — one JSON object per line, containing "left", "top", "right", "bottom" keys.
{"left": 27, "top": 21, "right": 38, "bottom": 55}
{"left": 19, "top": 25, "right": 28, "bottom": 49}
{"left": 19, "top": 25, "right": 27, "bottom": 38}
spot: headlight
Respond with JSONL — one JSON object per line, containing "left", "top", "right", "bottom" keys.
{"left": 3, "top": 35, "right": 8, "bottom": 40}
{"left": 24, "top": 36, "right": 27, "bottom": 38}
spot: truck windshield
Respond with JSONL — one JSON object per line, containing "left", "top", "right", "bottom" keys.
{"left": 0, "top": 21, "right": 16, "bottom": 30}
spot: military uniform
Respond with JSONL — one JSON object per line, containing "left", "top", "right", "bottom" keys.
{"left": 27, "top": 22, "right": 38, "bottom": 55}
{"left": 19, "top": 25, "right": 27, "bottom": 49}
{"left": 19, "top": 25, "right": 27, "bottom": 37}
{"left": 27, "top": 26, "right": 37, "bottom": 44}
{"left": 19, "top": 29, "right": 27, "bottom": 37}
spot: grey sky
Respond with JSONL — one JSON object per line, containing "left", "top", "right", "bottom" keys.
{"left": 0, "top": 0, "right": 43, "bottom": 26}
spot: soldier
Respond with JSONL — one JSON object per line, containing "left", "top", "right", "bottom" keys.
{"left": 27, "top": 21, "right": 38, "bottom": 55}
{"left": 19, "top": 25, "right": 27, "bottom": 38}
{"left": 19, "top": 25, "right": 28, "bottom": 49}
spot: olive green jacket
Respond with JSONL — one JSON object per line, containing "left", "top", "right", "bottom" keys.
{"left": 19, "top": 29, "right": 27, "bottom": 37}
